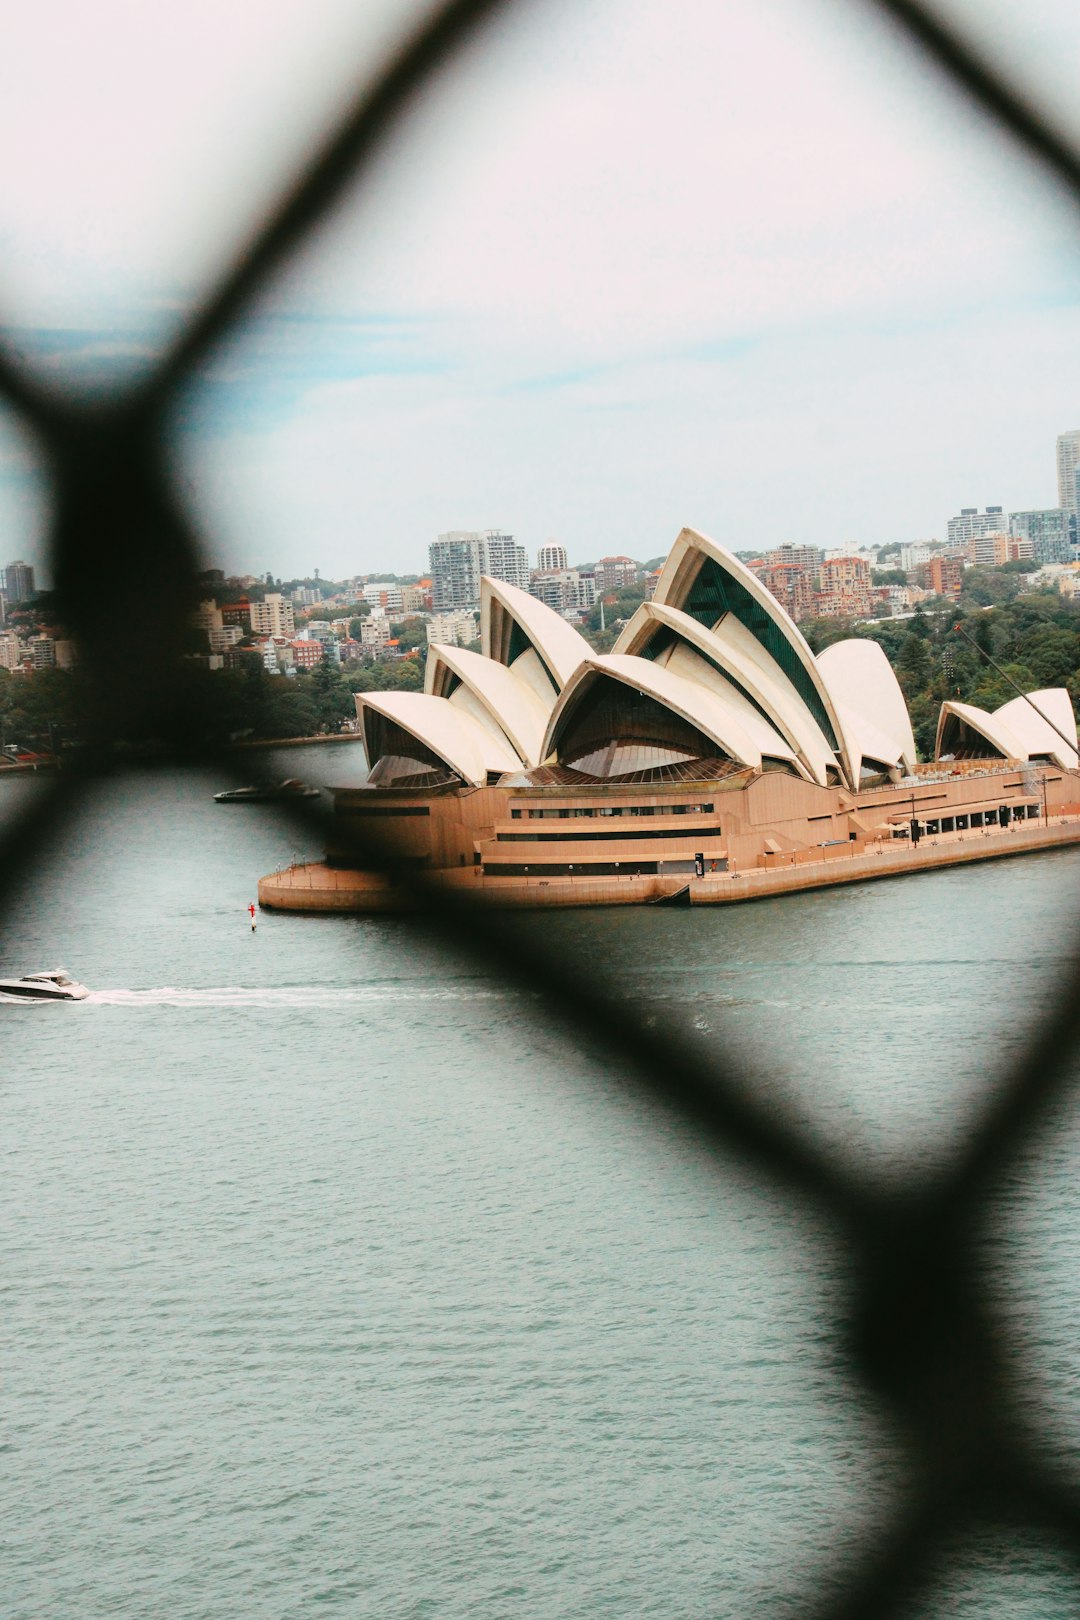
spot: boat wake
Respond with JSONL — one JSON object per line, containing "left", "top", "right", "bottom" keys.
{"left": 82, "top": 984, "right": 517, "bottom": 1009}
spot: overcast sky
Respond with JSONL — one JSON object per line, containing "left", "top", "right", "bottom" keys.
{"left": 2, "top": 0, "right": 1080, "bottom": 578}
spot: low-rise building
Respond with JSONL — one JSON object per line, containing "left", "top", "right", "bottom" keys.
{"left": 924, "top": 553, "right": 966, "bottom": 598}
{"left": 290, "top": 639, "right": 325, "bottom": 669}
{"left": 594, "top": 556, "right": 639, "bottom": 595}
{"left": 191, "top": 599, "right": 224, "bottom": 633}
{"left": 529, "top": 569, "right": 596, "bottom": 615}
{"left": 426, "top": 610, "right": 479, "bottom": 648}
{"left": 361, "top": 617, "right": 394, "bottom": 654}
{"left": 898, "top": 541, "right": 933, "bottom": 571}
{"left": 762, "top": 562, "right": 817, "bottom": 621}
{"left": 362, "top": 582, "right": 405, "bottom": 614}
{"left": 208, "top": 624, "right": 244, "bottom": 654}
{"left": 815, "top": 555, "right": 872, "bottom": 618}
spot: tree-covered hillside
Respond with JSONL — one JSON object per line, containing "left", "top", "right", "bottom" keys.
{"left": 801, "top": 589, "right": 1080, "bottom": 760}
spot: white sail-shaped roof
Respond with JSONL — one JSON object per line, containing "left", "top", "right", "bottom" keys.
{"left": 817, "top": 638, "right": 917, "bottom": 779}
{"left": 615, "top": 600, "right": 835, "bottom": 785}
{"left": 994, "top": 689, "right": 1079, "bottom": 770}
{"left": 481, "top": 577, "right": 592, "bottom": 692}
{"left": 358, "top": 691, "right": 521, "bottom": 786}
{"left": 652, "top": 527, "right": 858, "bottom": 786}
{"left": 543, "top": 653, "right": 763, "bottom": 772}
{"left": 659, "top": 643, "right": 804, "bottom": 772}
{"left": 425, "top": 643, "right": 550, "bottom": 766}
{"left": 935, "top": 700, "right": 1026, "bottom": 763}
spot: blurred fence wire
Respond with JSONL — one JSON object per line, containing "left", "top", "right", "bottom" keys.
{"left": 4, "top": 0, "right": 1080, "bottom": 1612}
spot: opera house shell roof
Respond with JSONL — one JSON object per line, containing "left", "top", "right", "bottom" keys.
{"left": 356, "top": 527, "right": 1074, "bottom": 791}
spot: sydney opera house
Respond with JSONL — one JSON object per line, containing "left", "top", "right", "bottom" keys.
{"left": 259, "top": 528, "right": 1080, "bottom": 912}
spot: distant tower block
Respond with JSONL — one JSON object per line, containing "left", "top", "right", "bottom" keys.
{"left": 537, "top": 542, "right": 568, "bottom": 572}
{"left": 1057, "top": 430, "right": 1080, "bottom": 516}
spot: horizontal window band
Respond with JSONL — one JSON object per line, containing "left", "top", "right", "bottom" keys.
{"left": 496, "top": 826, "right": 719, "bottom": 843}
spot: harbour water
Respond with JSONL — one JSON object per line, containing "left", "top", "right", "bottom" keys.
{"left": 4, "top": 749, "right": 1080, "bottom": 1617}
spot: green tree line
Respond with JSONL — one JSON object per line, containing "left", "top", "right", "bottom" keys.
{"left": 802, "top": 587, "right": 1080, "bottom": 758}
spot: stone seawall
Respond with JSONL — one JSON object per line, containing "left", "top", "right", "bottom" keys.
{"left": 259, "top": 818, "right": 1080, "bottom": 913}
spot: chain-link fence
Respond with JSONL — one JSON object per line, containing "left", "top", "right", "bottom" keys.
{"left": 4, "top": 2, "right": 1080, "bottom": 1613}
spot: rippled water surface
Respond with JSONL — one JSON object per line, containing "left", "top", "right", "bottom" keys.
{"left": 4, "top": 756, "right": 1080, "bottom": 1618}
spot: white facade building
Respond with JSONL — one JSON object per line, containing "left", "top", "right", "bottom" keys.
{"left": 946, "top": 507, "right": 1008, "bottom": 550}
{"left": 361, "top": 582, "right": 405, "bottom": 613}
{"left": 427, "top": 611, "right": 479, "bottom": 648}
{"left": 536, "top": 542, "right": 568, "bottom": 572}
{"left": 361, "top": 618, "right": 393, "bottom": 653}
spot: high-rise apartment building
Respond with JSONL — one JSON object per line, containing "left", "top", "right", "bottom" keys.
{"left": 1009, "top": 508, "right": 1076, "bottom": 566}
{"left": 476, "top": 531, "right": 529, "bottom": 592}
{"left": 3, "top": 560, "right": 35, "bottom": 604}
{"left": 429, "top": 533, "right": 480, "bottom": 612}
{"left": 536, "top": 542, "right": 568, "bottom": 573}
{"left": 946, "top": 507, "right": 1007, "bottom": 550}
{"left": 429, "top": 531, "right": 529, "bottom": 611}
{"left": 1057, "top": 430, "right": 1080, "bottom": 517}
{"left": 249, "top": 593, "right": 295, "bottom": 638}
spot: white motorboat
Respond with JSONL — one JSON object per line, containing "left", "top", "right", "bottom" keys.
{"left": 0, "top": 969, "right": 89, "bottom": 1002}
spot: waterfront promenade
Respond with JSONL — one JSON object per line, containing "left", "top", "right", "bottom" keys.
{"left": 259, "top": 812, "right": 1080, "bottom": 912}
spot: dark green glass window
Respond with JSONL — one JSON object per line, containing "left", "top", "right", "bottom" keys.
{"left": 682, "top": 557, "right": 838, "bottom": 748}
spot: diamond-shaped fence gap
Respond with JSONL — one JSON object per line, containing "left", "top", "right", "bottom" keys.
{"left": 0, "top": 766, "right": 908, "bottom": 1620}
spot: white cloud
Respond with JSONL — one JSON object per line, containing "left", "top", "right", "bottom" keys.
{"left": 2, "top": 0, "right": 1080, "bottom": 576}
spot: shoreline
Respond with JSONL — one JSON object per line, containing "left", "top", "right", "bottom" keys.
{"left": 229, "top": 733, "right": 364, "bottom": 751}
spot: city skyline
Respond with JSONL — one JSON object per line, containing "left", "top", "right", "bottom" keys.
{"left": 1, "top": 1, "right": 1080, "bottom": 580}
